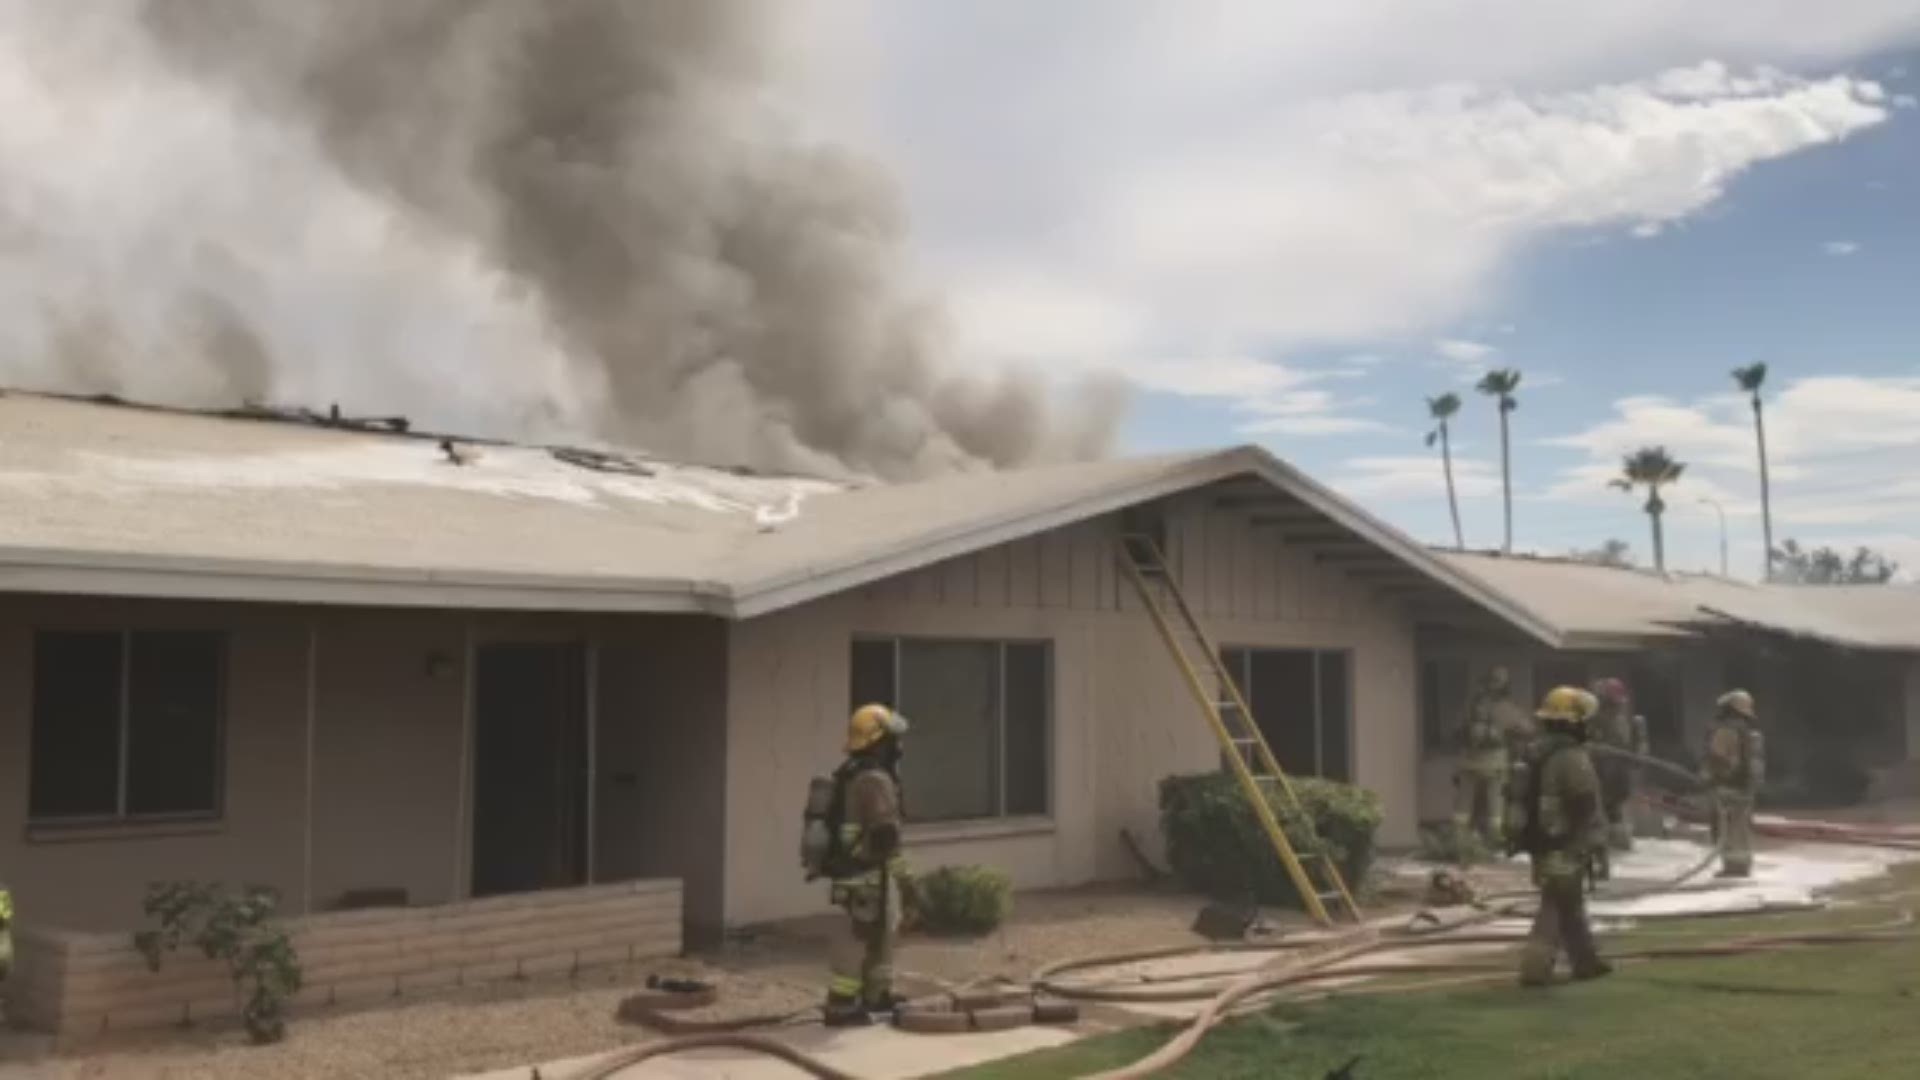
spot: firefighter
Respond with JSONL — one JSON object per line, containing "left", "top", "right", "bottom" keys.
{"left": 0, "top": 882, "right": 12, "bottom": 982}
{"left": 1514, "top": 686, "right": 1612, "bottom": 987}
{"left": 1704, "top": 689, "right": 1766, "bottom": 878}
{"left": 822, "top": 704, "right": 913, "bottom": 1025}
{"left": 1453, "top": 666, "right": 1518, "bottom": 846}
{"left": 1589, "top": 677, "right": 1650, "bottom": 851}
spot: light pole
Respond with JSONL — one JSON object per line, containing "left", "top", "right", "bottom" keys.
{"left": 1697, "top": 496, "right": 1728, "bottom": 577}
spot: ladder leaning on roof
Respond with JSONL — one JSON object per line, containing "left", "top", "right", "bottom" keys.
{"left": 1115, "top": 531, "right": 1363, "bottom": 927}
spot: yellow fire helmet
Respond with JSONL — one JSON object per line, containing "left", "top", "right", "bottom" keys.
{"left": 1536, "top": 685, "right": 1596, "bottom": 727}
{"left": 846, "top": 703, "right": 910, "bottom": 754}
{"left": 1716, "top": 689, "right": 1756, "bottom": 720}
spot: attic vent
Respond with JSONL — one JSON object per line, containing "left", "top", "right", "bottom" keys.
{"left": 1122, "top": 504, "right": 1169, "bottom": 555}
{"left": 551, "top": 447, "right": 655, "bottom": 477}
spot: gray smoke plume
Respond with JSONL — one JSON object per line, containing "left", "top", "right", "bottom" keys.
{"left": 0, "top": 0, "right": 1126, "bottom": 478}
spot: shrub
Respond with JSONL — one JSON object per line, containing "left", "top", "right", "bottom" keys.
{"left": 1159, "top": 773, "right": 1384, "bottom": 910}
{"left": 133, "top": 882, "right": 303, "bottom": 1044}
{"left": 912, "top": 866, "right": 1013, "bottom": 936}
{"left": 1419, "top": 823, "right": 1496, "bottom": 866}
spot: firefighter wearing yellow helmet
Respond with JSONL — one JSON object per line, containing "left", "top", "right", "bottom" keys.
{"left": 1510, "top": 685, "right": 1612, "bottom": 987}
{"left": 1703, "top": 689, "right": 1765, "bottom": 878}
{"left": 810, "top": 704, "right": 913, "bottom": 1025}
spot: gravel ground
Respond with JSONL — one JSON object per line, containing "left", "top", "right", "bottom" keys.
{"left": 0, "top": 880, "right": 1424, "bottom": 1080}
{"left": 0, "top": 958, "right": 808, "bottom": 1080}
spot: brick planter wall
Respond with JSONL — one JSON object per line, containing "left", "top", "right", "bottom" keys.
{"left": 8, "top": 879, "right": 682, "bottom": 1035}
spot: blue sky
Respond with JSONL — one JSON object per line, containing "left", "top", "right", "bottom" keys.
{"left": 794, "top": 4, "right": 1920, "bottom": 578}
{"left": 1125, "top": 56, "right": 1920, "bottom": 574}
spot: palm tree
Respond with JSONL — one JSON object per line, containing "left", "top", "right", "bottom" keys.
{"left": 1610, "top": 446, "right": 1686, "bottom": 573}
{"left": 1424, "top": 393, "right": 1466, "bottom": 549}
{"left": 1474, "top": 369, "right": 1522, "bottom": 553}
{"left": 1732, "top": 363, "right": 1773, "bottom": 579}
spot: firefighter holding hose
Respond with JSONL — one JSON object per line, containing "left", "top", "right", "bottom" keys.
{"left": 1704, "top": 689, "right": 1766, "bottom": 878}
{"left": 1589, "top": 677, "right": 1650, "bottom": 851}
{"left": 1509, "top": 686, "right": 1613, "bottom": 987}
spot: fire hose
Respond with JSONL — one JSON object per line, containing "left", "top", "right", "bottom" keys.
{"left": 574, "top": 746, "right": 1916, "bottom": 1080}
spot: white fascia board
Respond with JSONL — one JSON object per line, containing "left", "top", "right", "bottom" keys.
{"left": 0, "top": 545, "right": 729, "bottom": 615}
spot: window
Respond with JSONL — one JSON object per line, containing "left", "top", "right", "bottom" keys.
{"left": 1219, "top": 647, "right": 1353, "bottom": 780}
{"left": 849, "top": 637, "right": 1051, "bottom": 823}
{"left": 1419, "top": 658, "right": 1471, "bottom": 756}
{"left": 29, "top": 631, "right": 225, "bottom": 823}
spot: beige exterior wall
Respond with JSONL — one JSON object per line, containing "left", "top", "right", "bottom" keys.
{"left": 723, "top": 493, "right": 1422, "bottom": 926}
{"left": 0, "top": 596, "right": 716, "bottom": 937}
{"left": 10, "top": 880, "right": 679, "bottom": 1035}
{"left": 1, "top": 596, "right": 318, "bottom": 932}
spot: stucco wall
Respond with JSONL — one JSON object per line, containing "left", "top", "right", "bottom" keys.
{"left": 723, "top": 493, "right": 1421, "bottom": 926}
{"left": 308, "top": 610, "right": 468, "bottom": 914}
{"left": 1, "top": 597, "right": 718, "bottom": 936}
{"left": 594, "top": 616, "right": 729, "bottom": 939}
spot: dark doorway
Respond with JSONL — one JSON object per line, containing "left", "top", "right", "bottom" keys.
{"left": 1627, "top": 654, "right": 1685, "bottom": 760}
{"left": 472, "top": 642, "right": 589, "bottom": 898}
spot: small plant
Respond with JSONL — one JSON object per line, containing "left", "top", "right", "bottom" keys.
{"left": 912, "top": 866, "right": 1013, "bottom": 935}
{"left": 1419, "top": 823, "right": 1496, "bottom": 866}
{"left": 132, "top": 882, "right": 303, "bottom": 1044}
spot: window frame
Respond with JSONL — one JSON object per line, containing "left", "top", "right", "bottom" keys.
{"left": 1417, "top": 656, "right": 1473, "bottom": 759}
{"left": 27, "top": 628, "right": 229, "bottom": 828}
{"left": 849, "top": 634, "right": 1054, "bottom": 824}
{"left": 1218, "top": 644, "right": 1355, "bottom": 780}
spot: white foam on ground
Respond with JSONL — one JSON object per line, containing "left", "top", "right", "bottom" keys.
{"left": 1592, "top": 837, "right": 1915, "bottom": 919}
{"left": 1400, "top": 837, "right": 1914, "bottom": 921}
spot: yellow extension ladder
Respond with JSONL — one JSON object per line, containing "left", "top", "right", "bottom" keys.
{"left": 1116, "top": 532, "right": 1363, "bottom": 927}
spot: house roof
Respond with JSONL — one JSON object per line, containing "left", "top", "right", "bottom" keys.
{"left": 1437, "top": 550, "right": 1920, "bottom": 652}
{"left": 0, "top": 393, "right": 1558, "bottom": 639}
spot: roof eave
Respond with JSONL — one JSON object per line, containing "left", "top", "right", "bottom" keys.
{"left": 0, "top": 544, "right": 732, "bottom": 616}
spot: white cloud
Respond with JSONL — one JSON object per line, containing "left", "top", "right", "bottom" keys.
{"left": 1333, "top": 453, "right": 1503, "bottom": 500}
{"left": 1631, "top": 222, "right": 1666, "bottom": 238}
{"left": 1895, "top": 93, "right": 1919, "bottom": 107}
{"left": 1545, "top": 376, "right": 1920, "bottom": 555}
{"left": 793, "top": 8, "right": 1907, "bottom": 394}
{"left": 1435, "top": 339, "right": 1497, "bottom": 363}
{"left": 1823, "top": 240, "right": 1862, "bottom": 255}
{"left": 1240, "top": 414, "right": 1389, "bottom": 437}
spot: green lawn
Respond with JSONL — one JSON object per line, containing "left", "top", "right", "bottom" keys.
{"left": 945, "top": 869, "right": 1920, "bottom": 1080}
